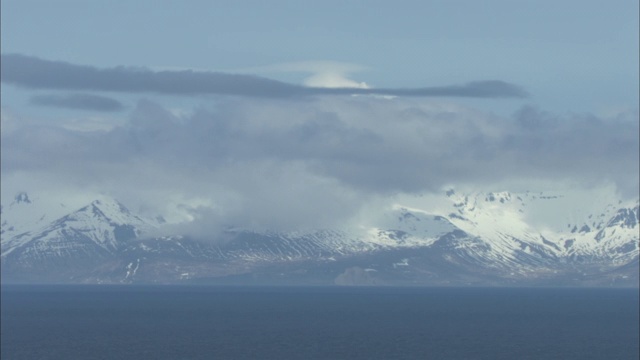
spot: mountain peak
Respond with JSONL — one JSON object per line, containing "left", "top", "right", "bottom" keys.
{"left": 88, "top": 198, "right": 132, "bottom": 215}
{"left": 13, "top": 192, "right": 31, "bottom": 204}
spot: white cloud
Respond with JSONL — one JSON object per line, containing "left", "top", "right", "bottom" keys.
{"left": 240, "top": 60, "right": 371, "bottom": 88}
{"left": 303, "top": 73, "right": 369, "bottom": 89}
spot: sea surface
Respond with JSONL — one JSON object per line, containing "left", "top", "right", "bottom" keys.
{"left": 1, "top": 285, "right": 638, "bottom": 360}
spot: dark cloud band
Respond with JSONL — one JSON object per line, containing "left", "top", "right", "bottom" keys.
{"left": 1, "top": 54, "right": 527, "bottom": 98}
{"left": 30, "top": 93, "right": 125, "bottom": 112}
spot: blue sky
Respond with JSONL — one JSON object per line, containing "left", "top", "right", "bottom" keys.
{"left": 2, "top": 0, "right": 638, "bottom": 114}
{"left": 1, "top": 0, "right": 638, "bottom": 231}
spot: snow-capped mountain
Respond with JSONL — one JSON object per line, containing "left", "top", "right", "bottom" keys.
{"left": 1, "top": 192, "right": 60, "bottom": 243}
{"left": 1, "top": 190, "right": 637, "bottom": 286}
{"left": 1, "top": 196, "right": 159, "bottom": 282}
{"left": 438, "top": 190, "right": 639, "bottom": 265}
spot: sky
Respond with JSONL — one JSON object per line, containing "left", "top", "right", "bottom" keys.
{"left": 1, "top": 0, "right": 638, "bottom": 236}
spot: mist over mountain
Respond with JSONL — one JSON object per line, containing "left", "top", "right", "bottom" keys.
{"left": 2, "top": 90, "right": 638, "bottom": 287}
{"left": 2, "top": 188, "right": 637, "bottom": 286}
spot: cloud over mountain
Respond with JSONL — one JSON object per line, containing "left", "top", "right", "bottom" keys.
{"left": 2, "top": 96, "right": 637, "bottom": 235}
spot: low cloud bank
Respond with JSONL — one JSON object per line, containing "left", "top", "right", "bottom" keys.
{"left": 2, "top": 96, "right": 637, "bottom": 238}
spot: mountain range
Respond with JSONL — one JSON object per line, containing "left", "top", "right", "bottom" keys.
{"left": 1, "top": 190, "right": 638, "bottom": 286}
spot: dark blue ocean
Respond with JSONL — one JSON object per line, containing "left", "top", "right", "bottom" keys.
{"left": 1, "top": 286, "right": 638, "bottom": 360}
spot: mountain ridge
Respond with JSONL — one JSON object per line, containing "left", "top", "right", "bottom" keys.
{"left": 1, "top": 190, "right": 637, "bottom": 286}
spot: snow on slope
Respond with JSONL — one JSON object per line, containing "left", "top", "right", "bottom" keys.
{"left": 1, "top": 187, "right": 637, "bottom": 284}
{"left": 241, "top": 205, "right": 459, "bottom": 257}
{"left": 360, "top": 205, "right": 457, "bottom": 248}
{"left": 1, "top": 192, "right": 69, "bottom": 242}
{"left": 1, "top": 196, "right": 157, "bottom": 258}
{"left": 388, "top": 188, "right": 639, "bottom": 265}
